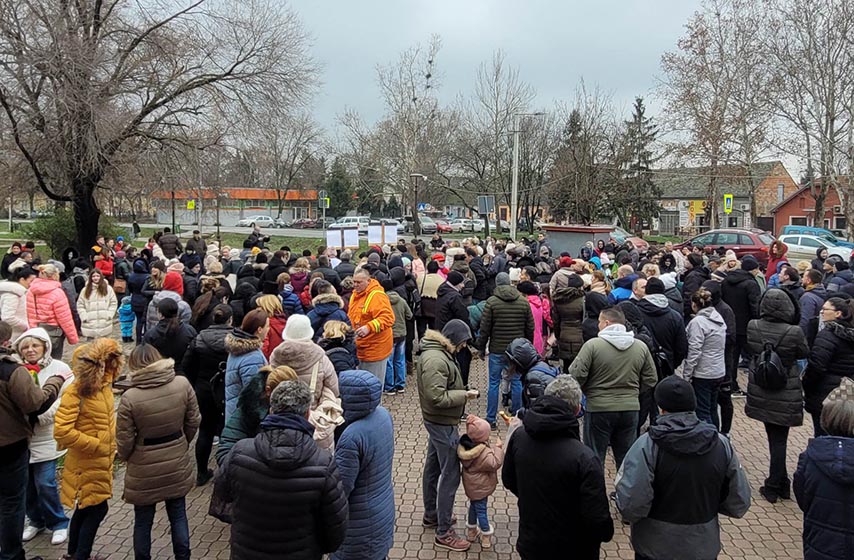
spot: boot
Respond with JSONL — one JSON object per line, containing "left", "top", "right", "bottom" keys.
{"left": 465, "top": 524, "right": 479, "bottom": 542}
{"left": 480, "top": 527, "right": 494, "bottom": 549}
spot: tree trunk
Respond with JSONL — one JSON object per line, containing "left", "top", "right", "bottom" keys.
{"left": 73, "top": 179, "right": 101, "bottom": 254}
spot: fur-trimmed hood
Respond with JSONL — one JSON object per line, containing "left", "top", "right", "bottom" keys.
{"left": 419, "top": 329, "right": 456, "bottom": 354}
{"left": 457, "top": 442, "right": 487, "bottom": 461}
{"left": 311, "top": 292, "right": 344, "bottom": 309}
{"left": 71, "top": 338, "right": 124, "bottom": 397}
{"left": 225, "top": 329, "right": 264, "bottom": 356}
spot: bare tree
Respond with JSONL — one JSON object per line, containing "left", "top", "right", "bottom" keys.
{"left": 0, "top": 0, "right": 317, "bottom": 250}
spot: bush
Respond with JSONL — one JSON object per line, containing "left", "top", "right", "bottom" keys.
{"left": 21, "top": 208, "right": 127, "bottom": 258}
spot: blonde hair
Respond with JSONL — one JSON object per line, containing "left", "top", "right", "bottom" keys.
{"left": 641, "top": 263, "right": 660, "bottom": 278}
{"left": 264, "top": 365, "right": 298, "bottom": 394}
{"left": 322, "top": 320, "right": 351, "bottom": 340}
{"left": 796, "top": 260, "right": 812, "bottom": 275}
{"left": 256, "top": 294, "right": 283, "bottom": 316}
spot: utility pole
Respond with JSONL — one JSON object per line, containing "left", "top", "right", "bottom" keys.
{"left": 509, "top": 112, "right": 545, "bottom": 241}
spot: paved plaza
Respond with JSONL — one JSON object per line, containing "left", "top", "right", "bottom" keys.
{"left": 26, "top": 358, "right": 809, "bottom": 560}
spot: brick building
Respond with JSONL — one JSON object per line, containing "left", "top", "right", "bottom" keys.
{"left": 770, "top": 179, "right": 849, "bottom": 235}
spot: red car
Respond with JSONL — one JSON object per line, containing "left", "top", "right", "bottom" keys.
{"left": 674, "top": 228, "right": 775, "bottom": 267}
{"left": 435, "top": 219, "right": 453, "bottom": 234}
{"left": 291, "top": 218, "right": 316, "bottom": 229}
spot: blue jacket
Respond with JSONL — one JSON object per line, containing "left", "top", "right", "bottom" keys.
{"left": 279, "top": 287, "right": 305, "bottom": 316}
{"left": 794, "top": 436, "right": 854, "bottom": 560}
{"left": 331, "top": 370, "right": 395, "bottom": 560}
{"left": 307, "top": 293, "right": 351, "bottom": 339}
{"left": 224, "top": 329, "right": 267, "bottom": 420}
{"left": 118, "top": 299, "right": 135, "bottom": 337}
{"left": 608, "top": 275, "right": 637, "bottom": 305}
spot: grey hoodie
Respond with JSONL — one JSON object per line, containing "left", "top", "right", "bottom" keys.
{"left": 683, "top": 307, "right": 727, "bottom": 381}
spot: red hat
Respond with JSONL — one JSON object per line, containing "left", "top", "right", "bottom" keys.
{"left": 431, "top": 253, "right": 445, "bottom": 262}
{"left": 559, "top": 256, "right": 574, "bottom": 268}
{"left": 163, "top": 271, "right": 184, "bottom": 295}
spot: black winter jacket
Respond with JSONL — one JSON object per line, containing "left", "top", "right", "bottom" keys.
{"left": 181, "top": 323, "right": 231, "bottom": 407}
{"left": 314, "top": 266, "right": 342, "bottom": 294}
{"left": 745, "top": 289, "right": 809, "bottom": 427}
{"left": 469, "top": 256, "right": 489, "bottom": 301}
{"left": 334, "top": 261, "right": 356, "bottom": 280}
{"left": 214, "top": 413, "right": 348, "bottom": 560}
{"left": 318, "top": 335, "right": 358, "bottom": 374}
{"left": 551, "top": 286, "right": 585, "bottom": 361}
{"left": 260, "top": 257, "right": 288, "bottom": 295}
{"left": 682, "top": 267, "right": 711, "bottom": 318}
{"left": 637, "top": 297, "right": 688, "bottom": 370}
{"left": 721, "top": 269, "right": 761, "bottom": 335}
{"left": 143, "top": 320, "right": 198, "bottom": 374}
{"left": 582, "top": 292, "right": 610, "bottom": 342}
{"left": 128, "top": 259, "right": 151, "bottom": 315}
{"left": 436, "top": 282, "right": 471, "bottom": 333}
{"left": 803, "top": 320, "right": 854, "bottom": 415}
{"left": 502, "top": 396, "right": 614, "bottom": 559}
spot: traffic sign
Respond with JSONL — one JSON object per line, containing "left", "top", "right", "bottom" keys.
{"left": 723, "top": 194, "right": 733, "bottom": 214}
{"left": 477, "top": 195, "right": 496, "bottom": 215}
{"left": 187, "top": 200, "right": 196, "bottom": 210}
{"left": 318, "top": 197, "right": 330, "bottom": 209}
{"left": 417, "top": 203, "right": 427, "bottom": 211}
{"left": 318, "top": 189, "right": 328, "bottom": 199}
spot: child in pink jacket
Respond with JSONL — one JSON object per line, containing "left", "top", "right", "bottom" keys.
{"left": 458, "top": 414, "right": 504, "bottom": 549}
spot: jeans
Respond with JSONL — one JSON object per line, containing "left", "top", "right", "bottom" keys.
{"left": 134, "top": 310, "right": 146, "bottom": 343}
{"left": 0, "top": 442, "right": 28, "bottom": 560}
{"left": 68, "top": 500, "right": 108, "bottom": 560}
{"left": 195, "top": 390, "right": 224, "bottom": 476}
{"left": 764, "top": 423, "right": 791, "bottom": 492}
{"left": 384, "top": 339, "right": 406, "bottom": 391}
{"left": 467, "top": 498, "right": 490, "bottom": 532}
{"left": 692, "top": 377, "right": 721, "bottom": 426}
{"left": 486, "top": 353, "right": 521, "bottom": 424}
{"left": 133, "top": 497, "right": 190, "bottom": 560}
{"left": 26, "top": 459, "right": 68, "bottom": 531}
{"left": 583, "top": 411, "right": 638, "bottom": 469}
{"left": 422, "top": 422, "right": 461, "bottom": 537}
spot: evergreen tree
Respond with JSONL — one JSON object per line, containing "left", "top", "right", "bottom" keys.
{"left": 613, "top": 97, "right": 660, "bottom": 229}
{"left": 323, "top": 158, "right": 354, "bottom": 217}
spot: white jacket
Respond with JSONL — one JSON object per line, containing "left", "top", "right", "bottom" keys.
{"left": 0, "top": 281, "right": 28, "bottom": 340}
{"left": 76, "top": 285, "right": 117, "bottom": 338}
{"left": 13, "top": 327, "right": 74, "bottom": 463}
{"left": 683, "top": 307, "right": 727, "bottom": 381}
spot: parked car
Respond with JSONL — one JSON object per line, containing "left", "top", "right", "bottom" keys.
{"left": 777, "top": 234, "right": 854, "bottom": 262}
{"left": 329, "top": 216, "right": 371, "bottom": 233}
{"left": 779, "top": 225, "right": 854, "bottom": 249}
{"left": 450, "top": 218, "right": 484, "bottom": 233}
{"left": 291, "top": 218, "right": 317, "bottom": 229}
{"left": 610, "top": 225, "right": 650, "bottom": 254}
{"left": 435, "top": 219, "right": 453, "bottom": 234}
{"left": 314, "top": 217, "right": 336, "bottom": 229}
{"left": 379, "top": 218, "right": 405, "bottom": 234}
{"left": 401, "top": 215, "right": 438, "bottom": 234}
{"left": 273, "top": 217, "right": 291, "bottom": 228}
{"left": 675, "top": 228, "right": 776, "bottom": 267}
{"left": 237, "top": 215, "right": 276, "bottom": 228}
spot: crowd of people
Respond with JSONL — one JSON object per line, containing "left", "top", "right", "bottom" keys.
{"left": 1, "top": 227, "right": 853, "bottom": 560}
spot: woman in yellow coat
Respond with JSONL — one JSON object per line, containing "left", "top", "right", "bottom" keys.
{"left": 53, "top": 338, "right": 123, "bottom": 560}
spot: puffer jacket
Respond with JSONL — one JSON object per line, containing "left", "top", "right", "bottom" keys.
{"left": 307, "top": 293, "right": 351, "bottom": 339}
{"left": 800, "top": 285, "right": 829, "bottom": 344}
{"left": 582, "top": 291, "right": 611, "bottom": 342}
{"left": 182, "top": 323, "right": 231, "bottom": 408}
{"left": 794, "top": 436, "right": 854, "bottom": 560}
{"left": 386, "top": 290, "right": 412, "bottom": 339}
{"left": 26, "top": 277, "right": 78, "bottom": 344}
{"left": 145, "top": 290, "right": 191, "bottom": 331}
{"left": 416, "top": 330, "right": 467, "bottom": 425}
{"left": 450, "top": 261, "right": 476, "bottom": 306}
{"left": 290, "top": 269, "right": 310, "bottom": 294}
{"left": 721, "top": 269, "right": 762, "bottom": 335}
{"left": 436, "top": 281, "right": 470, "bottom": 333}
{"left": 127, "top": 259, "right": 151, "bottom": 316}
{"left": 116, "top": 358, "right": 201, "bottom": 505}
{"left": 76, "top": 285, "right": 117, "bottom": 338}
{"left": 551, "top": 286, "right": 584, "bottom": 361}
{"left": 469, "top": 256, "right": 489, "bottom": 301}
{"left": 476, "top": 285, "right": 535, "bottom": 354}
{"left": 224, "top": 329, "right": 267, "bottom": 420}
{"left": 766, "top": 240, "right": 789, "bottom": 282}
{"left": 506, "top": 338, "right": 559, "bottom": 409}
{"left": 331, "top": 370, "right": 395, "bottom": 560}
{"left": 269, "top": 339, "right": 339, "bottom": 408}
{"left": 158, "top": 232, "right": 182, "bottom": 259}
{"left": 54, "top": 339, "right": 123, "bottom": 508}
{"left": 279, "top": 287, "right": 305, "bottom": 316}
{"left": 348, "top": 279, "right": 395, "bottom": 362}
{"left": 318, "top": 335, "right": 358, "bottom": 374}
{"left": 803, "top": 320, "right": 854, "bottom": 415}
{"left": 608, "top": 275, "right": 637, "bottom": 305}
{"left": 746, "top": 289, "right": 809, "bottom": 427}
{"left": 682, "top": 267, "right": 711, "bottom": 317}
{"left": 0, "top": 281, "right": 29, "bottom": 340}
{"left": 216, "top": 369, "right": 269, "bottom": 465}
{"left": 683, "top": 307, "right": 727, "bottom": 381}
{"left": 826, "top": 269, "right": 854, "bottom": 293}
{"left": 459, "top": 435, "right": 504, "bottom": 501}
{"left": 213, "top": 412, "right": 348, "bottom": 560}
{"left": 637, "top": 295, "right": 688, "bottom": 371}
{"left": 13, "top": 328, "right": 73, "bottom": 463}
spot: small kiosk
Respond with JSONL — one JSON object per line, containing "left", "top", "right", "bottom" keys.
{"left": 542, "top": 224, "right": 614, "bottom": 256}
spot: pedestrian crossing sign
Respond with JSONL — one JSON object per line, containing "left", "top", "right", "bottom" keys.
{"left": 723, "top": 194, "right": 733, "bottom": 214}
{"left": 187, "top": 200, "right": 196, "bottom": 210}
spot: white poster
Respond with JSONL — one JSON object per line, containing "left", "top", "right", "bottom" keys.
{"left": 384, "top": 225, "right": 398, "bottom": 244}
{"left": 343, "top": 228, "right": 360, "bottom": 248}
{"left": 367, "top": 225, "right": 384, "bottom": 244}
{"left": 326, "top": 229, "right": 343, "bottom": 249}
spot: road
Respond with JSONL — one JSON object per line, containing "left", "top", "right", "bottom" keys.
{"left": 121, "top": 222, "right": 333, "bottom": 239}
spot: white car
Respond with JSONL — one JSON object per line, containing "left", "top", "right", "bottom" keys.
{"left": 328, "top": 216, "right": 370, "bottom": 233}
{"left": 777, "top": 234, "right": 853, "bottom": 262}
{"left": 237, "top": 215, "right": 276, "bottom": 228}
{"left": 450, "top": 218, "right": 485, "bottom": 233}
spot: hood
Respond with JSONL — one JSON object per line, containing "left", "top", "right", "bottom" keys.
{"left": 806, "top": 284, "right": 828, "bottom": 298}
{"left": 816, "top": 247, "right": 827, "bottom": 259}
{"left": 71, "top": 338, "right": 124, "bottom": 398}
{"left": 825, "top": 320, "right": 854, "bottom": 342}
{"left": 660, "top": 272, "right": 678, "bottom": 290}
{"left": 505, "top": 338, "right": 540, "bottom": 372}
{"left": 270, "top": 338, "right": 326, "bottom": 367}
{"left": 436, "top": 282, "right": 459, "bottom": 299}
{"left": 806, "top": 437, "right": 854, "bottom": 486}
{"left": 225, "top": 328, "right": 264, "bottom": 356}
{"left": 338, "top": 369, "right": 381, "bottom": 422}
{"left": 0, "top": 281, "right": 26, "bottom": 298}
{"left": 196, "top": 324, "right": 231, "bottom": 353}
{"left": 130, "top": 358, "right": 176, "bottom": 389}
{"left": 526, "top": 294, "right": 543, "bottom": 309}
{"left": 770, "top": 240, "right": 788, "bottom": 258}
{"left": 724, "top": 268, "right": 755, "bottom": 287}
{"left": 775, "top": 260, "right": 790, "bottom": 274}
{"left": 13, "top": 327, "right": 53, "bottom": 367}
{"left": 457, "top": 440, "right": 488, "bottom": 461}
{"left": 522, "top": 395, "right": 581, "bottom": 440}
{"left": 585, "top": 292, "right": 610, "bottom": 317}
{"left": 255, "top": 413, "right": 317, "bottom": 469}
{"left": 614, "top": 274, "right": 638, "bottom": 290}
{"left": 451, "top": 261, "right": 471, "bottom": 275}
{"left": 493, "top": 284, "right": 523, "bottom": 303}
{"left": 648, "top": 411, "right": 720, "bottom": 456}
{"left": 759, "top": 288, "right": 799, "bottom": 325}
{"left": 641, "top": 294, "right": 670, "bottom": 311}
{"left": 695, "top": 306, "right": 725, "bottom": 326}
{"left": 597, "top": 324, "right": 637, "bottom": 351}
{"left": 389, "top": 267, "right": 407, "bottom": 287}
{"left": 311, "top": 292, "right": 343, "bottom": 311}
{"left": 386, "top": 290, "right": 403, "bottom": 305}
{"left": 552, "top": 286, "right": 585, "bottom": 304}
{"left": 237, "top": 264, "right": 256, "bottom": 279}
{"left": 28, "top": 277, "right": 62, "bottom": 297}
{"left": 132, "top": 259, "right": 149, "bottom": 273}
{"left": 419, "top": 329, "right": 456, "bottom": 355}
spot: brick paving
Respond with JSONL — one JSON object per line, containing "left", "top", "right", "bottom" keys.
{"left": 25, "top": 357, "right": 809, "bottom": 560}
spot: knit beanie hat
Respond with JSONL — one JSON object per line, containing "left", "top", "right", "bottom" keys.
{"left": 687, "top": 254, "right": 705, "bottom": 268}
{"left": 283, "top": 314, "right": 313, "bottom": 342}
{"left": 508, "top": 268, "right": 521, "bottom": 283}
{"left": 741, "top": 255, "right": 759, "bottom": 272}
{"left": 367, "top": 253, "right": 381, "bottom": 265}
{"left": 447, "top": 270, "right": 465, "bottom": 287}
{"left": 559, "top": 256, "right": 574, "bottom": 269}
{"left": 822, "top": 377, "right": 854, "bottom": 436}
{"left": 495, "top": 272, "right": 511, "bottom": 286}
{"left": 441, "top": 319, "right": 472, "bottom": 347}
{"left": 655, "top": 375, "right": 696, "bottom": 413}
{"left": 163, "top": 271, "right": 184, "bottom": 295}
{"left": 466, "top": 414, "right": 491, "bottom": 444}
{"left": 517, "top": 280, "right": 538, "bottom": 296}
{"left": 645, "top": 277, "right": 665, "bottom": 295}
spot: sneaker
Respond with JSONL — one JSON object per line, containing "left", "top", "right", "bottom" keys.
{"left": 196, "top": 468, "right": 214, "bottom": 487}
{"left": 213, "top": 436, "right": 220, "bottom": 445}
{"left": 22, "top": 525, "right": 43, "bottom": 541}
{"left": 489, "top": 422, "right": 498, "bottom": 431}
{"left": 383, "top": 389, "right": 397, "bottom": 396}
{"left": 396, "top": 386, "right": 405, "bottom": 394}
{"left": 435, "top": 530, "right": 471, "bottom": 552}
{"left": 465, "top": 524, "right": 479, "bottom": 542}
{"left": 51, "top": 528, "right": 68, "bottom": 545}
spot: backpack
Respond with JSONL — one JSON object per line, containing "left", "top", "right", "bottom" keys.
{"left": 649, "top": 331, "right": 674, "bottom": 381}
{"left": 749, "top": 330, "right": 788, "bottom": 390}
{"left": 209, "top": 360, "right": 227, "bottom": 412}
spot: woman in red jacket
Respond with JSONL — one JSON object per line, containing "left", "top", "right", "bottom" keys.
{"left": 766, "top": 240, "right": 788, "bottom": 283}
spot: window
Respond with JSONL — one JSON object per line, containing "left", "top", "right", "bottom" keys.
{"left": 777, "top": 183, "right": 785, "bottom": 202}
{"left": 738, "top": 234, "right": 756, "bottom": 245}
{"left": 801, "top": 237, "right": 822, "bottom": 248}
{"left": 790, "top": 217, "right": 808, "bottom": 226}
{"left": 759, "top": 234, "right": 776, "bottom": 245}
{"left": 727, "top": 216, "right": 738, "bottom": 227}
{"left": 835, "top": 217, "right": 847, "bottom": 230}
{"left": 779, "top": 236, "right": 798, "bottom": 246}
{"left": 716, "top": 233, "right": 739, "bottom": 245}
{"left": 693, "top": 233, "right": 716, "bottom": 245}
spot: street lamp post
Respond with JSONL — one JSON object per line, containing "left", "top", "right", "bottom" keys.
{"left": 509, "top": 112, "right": 545, "bottom": 241}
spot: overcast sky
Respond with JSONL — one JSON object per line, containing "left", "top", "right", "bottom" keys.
{"left": 292, "top": 0, "right": 702, "bottom": 134}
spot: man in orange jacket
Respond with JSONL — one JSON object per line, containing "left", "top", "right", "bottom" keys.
{"left": 348, "top": 269, "right": 395, "bottom": 380}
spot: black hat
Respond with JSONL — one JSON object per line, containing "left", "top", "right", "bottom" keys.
{"left": 516, "top": 280, "right": 538, "bottom": 296}
{"left": 687, "top": 254, "right": 705, "bottom": 268}
{"left": 655, "top": 375, "right": 696, "bottom": 413}
{"left": 447, "top": 270, "right": 465, "bottom": 286}
{"left": 645, "top": 277, "right": 665, "bottom": 295}
{"left": 442, "top": 319, "right": 472, "bottom": 347}
{"left": 741, "top": 255, "right": 759, "bottom": 272}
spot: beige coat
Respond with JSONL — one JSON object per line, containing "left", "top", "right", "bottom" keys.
{"left": 116, "top": 358, "right": 201, "bottom": 506}
{"left": 269, "top": 339, "right": 339, "bottom": 407}
{"left": 76, "top": 285, "right": 117, "bottom": 339}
